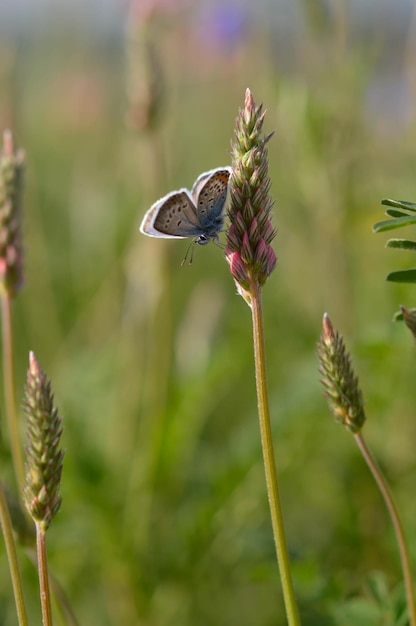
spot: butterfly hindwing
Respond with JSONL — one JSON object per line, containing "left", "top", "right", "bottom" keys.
{"left": 141, "top": 190, "right": 201, "bottom": 239}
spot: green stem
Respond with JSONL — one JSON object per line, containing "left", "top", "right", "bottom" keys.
{"left": 354, "top": 432, "right": 416, "bottom": 626}
{"left": 36, "top": 523, "right": 53, "bottom": 626}
{"left": 1, "top": 291, "right": 25, "bottom": 491}
{"left": 250, "top": 280, "right": 301, "bottom": 626}
{"left": 0, "top": 484, "right": 29, "bottom": 626}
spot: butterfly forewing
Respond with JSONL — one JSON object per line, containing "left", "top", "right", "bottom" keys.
{"left": 191, "top": 168, "right": 231, "bottom": 227}
{"left": 190, "top": 170, "right": 216, "bottom": 200}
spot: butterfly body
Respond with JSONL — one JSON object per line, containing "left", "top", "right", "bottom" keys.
{"left": 140, "top": 167, "right": 232, "bottom": 245}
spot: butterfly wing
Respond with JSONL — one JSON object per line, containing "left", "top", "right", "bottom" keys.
{"left": 140, "top": 189, "right": 203, "bottom": 239}
{"left": 191, "top": 167, "right": 232, "bottom": 230}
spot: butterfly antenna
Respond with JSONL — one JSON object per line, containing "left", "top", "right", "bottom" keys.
{"left": 188, "top": 242, "right": 195, "bottom": 265}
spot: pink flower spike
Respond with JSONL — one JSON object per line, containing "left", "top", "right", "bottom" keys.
{"left": 226, "top": 89, "right": 276, "bottom": 295}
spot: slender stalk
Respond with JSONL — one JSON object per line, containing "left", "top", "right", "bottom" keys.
{"left": 354, "top": 432, "right": 416, "bottom": 626}
{"left": 36, "top": 523, "right": 53, "bottom": 626}
{"left": 250, "top": 279, "right": 300, "bottom": 626}
{"left": 1, "top": 291, "right": 25, "bottom": 490}
{"left": 0, "top": 484, "right": 28, "bottom": 626}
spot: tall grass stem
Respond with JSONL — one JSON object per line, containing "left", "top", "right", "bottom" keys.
{"left": 1, "top": 291, "right": 25, "bottom": 490}
{"left": 0, "top": 484, "right": 28, "bottom": 626}
{"left": 250, "top": 279, "right": 300, "bottom": 626}
{"left": 354, "top": 432, "right": 416, "bottom": 626}
{"left": 36, "top": 524, "right": 52, "bottom": 626}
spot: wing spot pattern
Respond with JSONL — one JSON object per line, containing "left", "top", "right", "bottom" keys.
{"left": 197, "top": 174, "right": 229, "bottom": 216}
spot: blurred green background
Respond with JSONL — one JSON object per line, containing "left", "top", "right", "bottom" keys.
{"left": 1, "top": 0, "right": 416, "bottom": 624}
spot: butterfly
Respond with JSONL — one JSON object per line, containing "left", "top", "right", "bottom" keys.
{"left": 140, "top": 167, "right": 232, "bottom": 248}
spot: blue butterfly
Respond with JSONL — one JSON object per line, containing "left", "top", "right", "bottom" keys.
{"left": 140, "top": 167, "right": 232, "bottom": 246}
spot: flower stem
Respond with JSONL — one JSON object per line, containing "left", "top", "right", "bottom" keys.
{"left": 354, "top": 431, "right": 416, "bottom": 626}
{"left": 1, "top": 291, "right": 25, "bottom": 490}
{"left": 250, "top": 279, "right": 300, "bottom": 626}
{"left": 0, "top": 484, "right": 28, "bottom": 626}
{"left": 36, "top": 523, "right": 52, "bottom": 626}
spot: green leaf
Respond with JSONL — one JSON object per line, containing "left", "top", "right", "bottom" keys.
{"left": 386, "top": 239, "right": 416, "bottom": 250}
{"left": 382, "top": 198, "right": 416, "bottom": 212}
{"left": 373, "top": 216, "right": 416, "bottom": 233}
{"left": 385, "top": 208, "right": 415, "bottom": 218}
{"left": 386, "top": 269, "right": 416, "bottom": 283}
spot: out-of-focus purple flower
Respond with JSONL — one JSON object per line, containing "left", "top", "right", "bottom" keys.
{"left": 194, "top": 1, "right": 249, "bottom": 53}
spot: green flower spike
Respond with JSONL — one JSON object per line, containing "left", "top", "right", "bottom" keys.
{"left": 0, "top": 130, "right": 24, "bottom": 297}
{"left": 318, "top": 313, "right": 366, "bottom": 433}
{"left": 23, "top": 352, "right": 64, "bottom": 532}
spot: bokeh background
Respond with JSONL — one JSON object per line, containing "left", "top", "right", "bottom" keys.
{"left": 1, "top": 0, "right": 416, "bottom": 624}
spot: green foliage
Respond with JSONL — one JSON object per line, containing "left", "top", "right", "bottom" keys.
{"left": 331, "top": 572, "right": 408, "bottom": 626}
{"left": 373, "top": 199, "right": 416, "bottom": 234}
{"left": 373, "top": 198, "right": 416, "bottom": 282}
{"left": 374, "top": 197, "right": 416, "bottom": 329}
